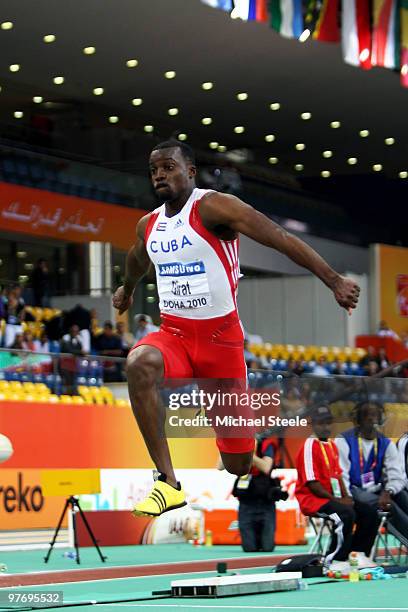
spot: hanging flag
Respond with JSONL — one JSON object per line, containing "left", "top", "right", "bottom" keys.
{"left": 256, "top": 0, "right": 269, "bottom": 21}
{"left": 232, "top": 0, "right": 251, "bottom": 20}
{"left": 342, "top": 0, "right": 372, "bottom": 69}
{"left": 371, "top": 0, "right": 399, "bottom": 69}
{"left": 401, "top": 0, "right": 408, "bottom": 86}
{"left": 201, "top": 0, "right": 233, "bottom": 10}
{"left": 269, "top": 0, "right": 304, "bottom": 38}
{"left": 313, "top": 0, "right": 340, "bottom": 42}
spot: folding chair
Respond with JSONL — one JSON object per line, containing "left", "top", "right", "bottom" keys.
{"left": 371, "top": 512, "right": 408, "bottom": 565}
{"left": 308, "top": 514, "right": 335, "bottom": 558}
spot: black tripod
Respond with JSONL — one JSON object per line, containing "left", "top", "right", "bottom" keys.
{"left": 44, "top": 496, "right": 107, "bottom": 565}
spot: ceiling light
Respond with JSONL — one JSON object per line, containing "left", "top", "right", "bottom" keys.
{"left": 0, "top": 86, "right": 2, "bottom": 93}
{"left": 168, "top": 107, "right": 179, "bottom": 116}
{"left": 202, "top": 117, "right": 212, "bottom": 125}
{"left": 93, "top": 87, "right": 104, "bottom": 96}
{"left": 17, "top": 251, "right": 27, "bottom": 258}
{"left": 108, "top": 116, "right": 119, "bottom": 124}
{"left": 126, "top": 59, "right": 139, "bottom": 68}
{"left": 373, "top": 164, "right": 382, "bottom": 171}
{"left": 209, "top": 142, "right": 219, "bottom": 149}
{"left": 359, "top": 129, "right": 370, "bottom": 137}
{"left": 299, "top": 29, "right": 311, "bottom": 42}
{"left": 144, "top": 125, "right": 154, "bottom": 133}
{"left": 234, "top": 126, "right": 245, "bottom": 134}
{"left": 14, "top": 111, "right": 23, "bottom": 119}
{"left": 9, "top": 64, "right": 20, "bottom": 72}
{"left": 301, "top": 112, "right": 312, "bottom": 120}
{"left": 385, "top": 137, "right": 395, "bottom": 145}
{"left": 132, "top": 98, "right": 143, "bottom": 106}
{"left": 399, "top": 171, "right": 408, "bottom": 178}
{"left": 321, "top": 170, "right": 331, "bottom": 178}
{"left": 178, "top": 133, "right": 187, "bottom": 141}
{"left": 218, "top": 145, "right": 227, "bottom": 152}
{"left": 53, "top": 76, "right": 64, "bottom": 85}
{"left": 347, "top": 157, "right": 358, "bottom": 165}
{"left": 295, "top": 143, "right": 305, "bottom": 151}
{"left": 83, "top": 46, "right": 96, "bottom": 55}
{"left": 33, "top": 96, "right": 43, "bottom": 103}
{"left": 237, "top": 92, "right": 248, "bottom": 101}
{"left": 1, "top": 21, "right": 13, "bottom": 30}
{"left": 165, "top": 71, "right": 176, "bottom": 79}
{"left": 401, "top": 64, "right": 408, "bottom": 76}
{"left": 330, "top": 121, "right": 341, "bottom": 128}
{"left": 43, "top": 34, "right": 56, "bottom": 43}
{"left": 323, "top": 150, "right": 333, "bottom": 158}
{"left": 268, "top": 157, "right": 278, "bottom": 164}
{"left": 202, "top": 81, "right": 213, "bottom": 90}
{"left": 270, "top": 102, "right": 280, "bottom": 111}
{"left": 265, "top": 134, "right": 275, "bottom": 142}
{"left": 295, "top": 164, "right": 304, "bottom": 171}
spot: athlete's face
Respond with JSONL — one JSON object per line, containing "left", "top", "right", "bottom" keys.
{"left": 149, "top": 147, "right": 196, "bottom": 202}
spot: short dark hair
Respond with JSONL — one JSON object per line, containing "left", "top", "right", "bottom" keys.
{"left": 104, "top": 321, "right": 113, "bottom": 329}
{"left": 151, "top": 139, "right": 195, "bottom": 164}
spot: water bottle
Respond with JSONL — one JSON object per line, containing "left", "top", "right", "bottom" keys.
{"left": 205, "top": 529, "right": 213, "bottom": 547}
{"left": 349, "top": 552, "right": 359, "bottom": 582}
{"left": 62, "top": 551, "right": 77, "bottom": 560}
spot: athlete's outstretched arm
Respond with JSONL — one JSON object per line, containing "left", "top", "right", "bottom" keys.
{"left": 200, "top": 193, "right": 360, "bottom": 311}
{"left": 112, "top": 214, "right": 151, "bottom": 315}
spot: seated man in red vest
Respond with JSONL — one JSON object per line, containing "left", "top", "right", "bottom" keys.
{"left": 296, "top": 405, "right": 355, "bottom": 569}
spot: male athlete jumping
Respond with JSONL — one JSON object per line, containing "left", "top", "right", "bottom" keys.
{"left": 113, "top": 139, "right": 360, "bottom": 517}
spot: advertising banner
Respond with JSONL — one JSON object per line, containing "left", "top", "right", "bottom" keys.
{"left": 0, "top": 182, "right": 146, "bottom": 250}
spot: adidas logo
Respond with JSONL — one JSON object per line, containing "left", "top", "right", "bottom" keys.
{"left": 174, "top": 218, "right": 184, "bottom": 229}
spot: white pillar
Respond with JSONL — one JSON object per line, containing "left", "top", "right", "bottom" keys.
{"left": 89, "top": 242, "right": 112, "bottom": 296}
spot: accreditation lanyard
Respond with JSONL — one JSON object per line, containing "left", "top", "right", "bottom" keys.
{"left": 358, "top": 436, "right": 378, "bottom": 473}
{"left": 319, "top": 440, "right": 335, "bottom": 469}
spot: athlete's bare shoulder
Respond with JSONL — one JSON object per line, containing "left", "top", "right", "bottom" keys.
{"left": 199, "top": 190, "right": 247, "bottom": 234}
{"left": 136, "top": 212, "right": 153, "bottom": 242}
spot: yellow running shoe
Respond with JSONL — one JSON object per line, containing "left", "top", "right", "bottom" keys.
{"left": 132, "top": 479, "right": 187, "bottom": 517}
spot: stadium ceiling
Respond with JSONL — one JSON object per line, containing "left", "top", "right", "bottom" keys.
{"left": 0, "top": 0, "right": 407, "bottom": 190}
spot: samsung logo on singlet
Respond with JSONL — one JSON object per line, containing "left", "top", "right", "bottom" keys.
{"left": 158, "top": 261, "right": 206, "bottom": 277}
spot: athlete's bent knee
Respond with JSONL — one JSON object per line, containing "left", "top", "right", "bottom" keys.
{"left": 126, "top": 346, "right": 164, "bottom": 389}
{"left": 221, "top": 452, "right": 253, "bottom": 476}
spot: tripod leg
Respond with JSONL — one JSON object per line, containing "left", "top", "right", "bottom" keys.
{"left": 70, "top": 499, "right": 81, "bottom": 565}
{"left": 44, "top": 499, "right": 69, "bottom": 563}
{"left": 74, "top": 499, "right": 107, "bottom": 562}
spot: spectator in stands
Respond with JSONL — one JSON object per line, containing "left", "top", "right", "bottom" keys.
{"left": 33, "top": 330, "right": 51, "bottom": 354}
{"left": 286, "top": 358, "right": 305, "bottom": 377}
{"left": 60, "top": 325, "right": 85, "bottom": 394}
{"left": 9, "top": 333, "right": 24, "bottom": 351}
{"left": 116, "top": 321, "right": 135, "bottom": 355}
{"left": 378, "top": 320, "right": 399, "bottom": 340}
{"left": 94, "top": 321, "right": 123, "bottom": 382}
{"left": 311, "top": 356, "right": 330, "bottom": 377}
{"left": 64, "top": 304, "right": 91, "bottom": 353}
{"left": 366, "top": 360, "right": 380, "bottom": 376}
{"left": 359, "top": 346, "right": 377, "bottom": 375}
{"left": 4, "top": 293, "right": 25, "bottom": 347}
{"left": 377, "top": 347, "right": 391, "bottom": 371}
{"left": 397, "top": 433, "right": 408, "bottom": 488}
{"left": 31, "top": 258, "right": 51, "bottom": 307}
{"left": 22, "top": 331, "right": 36, "bottom": 352}
{"left": 133, "top": 314, "right": 158, "bottom": 342}
{"left": 331, "top": 359, "right": 346, "bottom": 375}
{"left": 401, "top": 331, "right": 408, "bottom": 350}
{"left": 336, "top": 401, "right": 408, "bottom": 560}
{"left": 296, "top": 406, "right": 355, "bottom": 569}
{"left": 60, "top": 325, "right": 85, "bottom": 356}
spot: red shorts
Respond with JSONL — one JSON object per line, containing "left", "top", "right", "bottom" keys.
{"left": 131, "top": 311, "right": 254, "bottom": 454}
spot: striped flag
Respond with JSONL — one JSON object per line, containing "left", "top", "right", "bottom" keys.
{"left": 371, "top": 0, "right": 399, "bottom": 69}
{"left": 269, "top": 0, "right": 304, "bottom": 38}
{"left": 313, "top": 0, "right": 340, "bottom": 42}
{"left": 342, "top": 0, "right": 372, "bottom": 69}
{"left": 201, "top": 0, "right": 233, "bottom": 10}
{"left": 400, "top": 0, "right": 408, "bottom": 86}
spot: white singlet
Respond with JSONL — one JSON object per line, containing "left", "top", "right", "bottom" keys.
{"left": 145, "top": 188, "right": 241, "bottom": 319}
